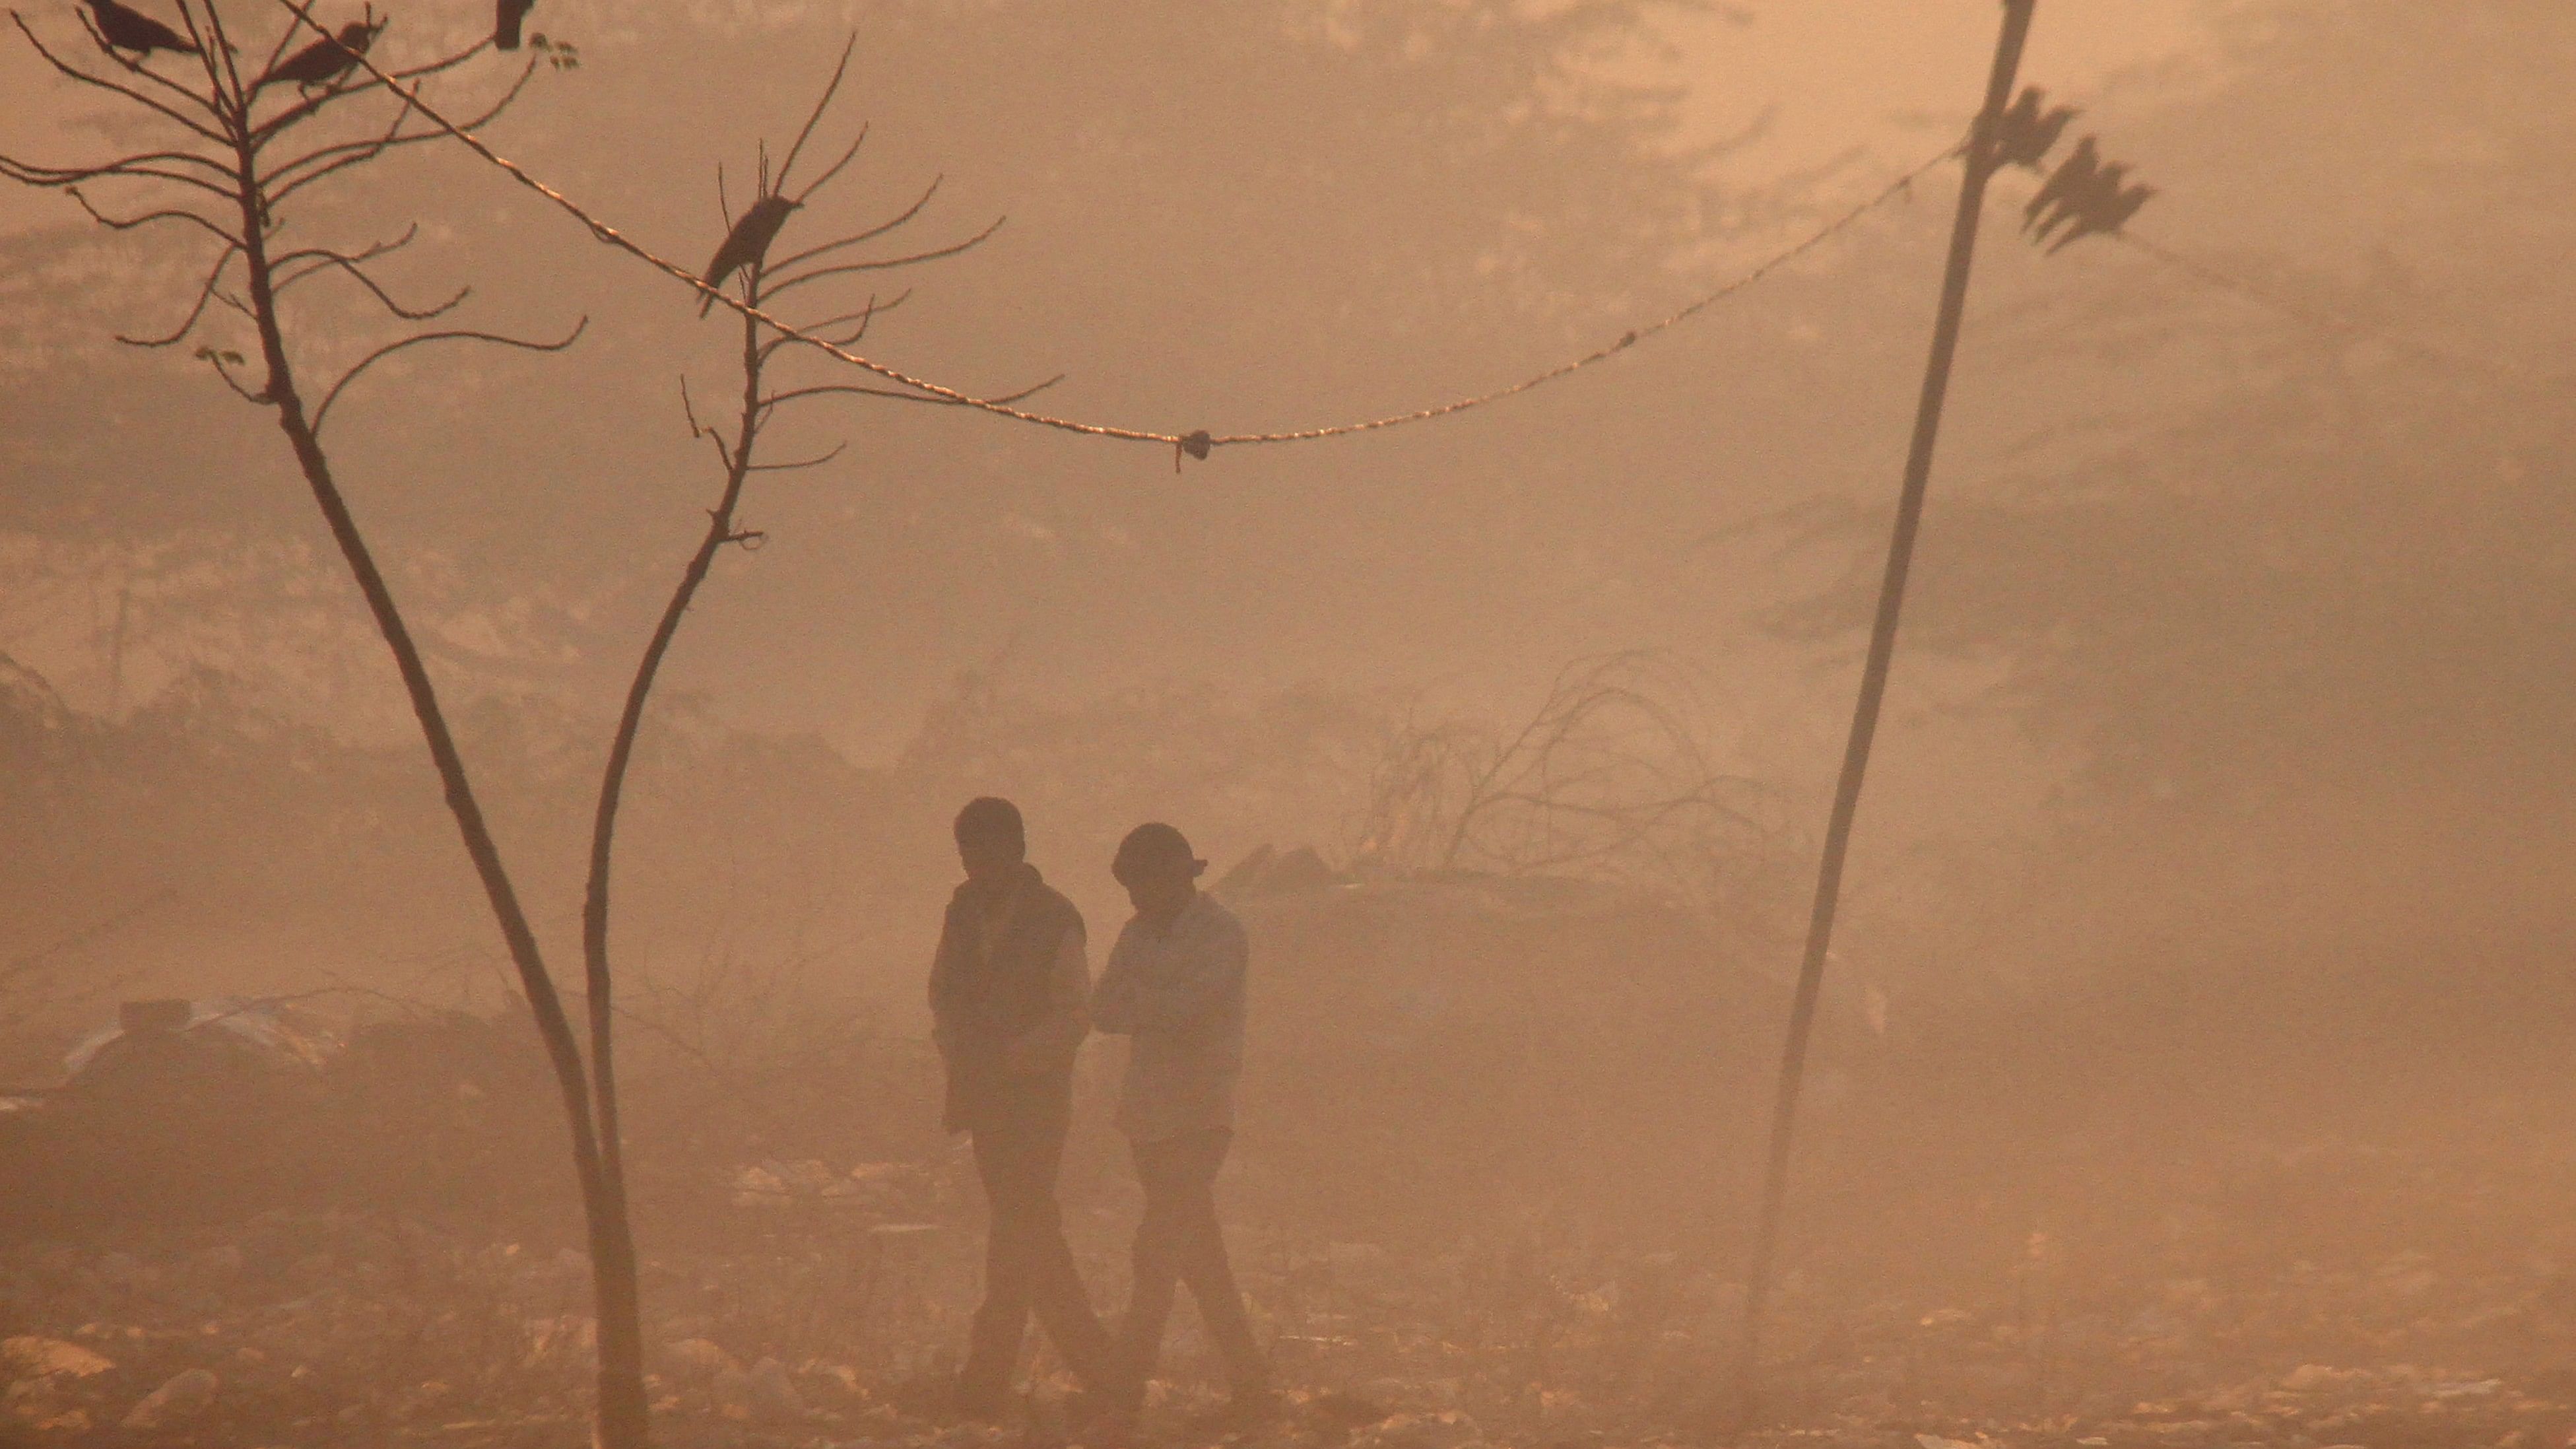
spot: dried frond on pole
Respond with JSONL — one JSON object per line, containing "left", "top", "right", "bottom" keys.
{"left": 0, "top": 8, "right": 652, "bottom": 1446}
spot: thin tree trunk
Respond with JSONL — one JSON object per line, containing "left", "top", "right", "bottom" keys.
{"left": 232, "top": 145, "right": 653, "bottom": 1449}
{"left": 1731, "top": 0, "right": 2037, "bottom": 1417}
{"left": 578, "top": 298, "right": 767, "bottom": 1446}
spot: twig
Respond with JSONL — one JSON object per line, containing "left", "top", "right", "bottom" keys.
{"left": 311, "top": 317, "right": 587, "bottom": 435}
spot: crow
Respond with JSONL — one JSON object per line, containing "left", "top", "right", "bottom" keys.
{"left": 86, "top": 0, "right": 197, "bottom": 56}
{"left": 698, "top": 193, "right": 799, "bottom": 316}
{"left": 260, "top": 20, "right": 378, "bottom": 92}
{"left": 494, "top": 0, "right": 532, "bottom": 51}
{"left": 2030, "top": 160, "right": 2123, "bottom": 245}
{"left": 1990, "top": 85, "right": 2077, "bottom": 172}
{"left": 2022, "top": 135, "right": 2099, "bottom": 233}
{"left": 2046, "top": 176, "right": 2155, "bottom": 253}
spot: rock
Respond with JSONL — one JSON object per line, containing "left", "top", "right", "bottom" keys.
{"left": 1304, "top": 1388, "right": 1393, "bottom": 1428}
{"left": 122, "top": 1367, "right": 218, "bottom": 1430}
{"left": 1358, "top": 1409, "right": 1482, "bottom": 1449}
{"left": 663, "top": 1337, "right": 741, "bottom": 1378}
{"left": 2, "top": 1335, "right": 116, "bottom": 1380}
{"left": 747, "top": 1356, "right": 805, "bottom": 1420}
{"left": 712, "top": 1362, "right": 756, "bottom": 1421}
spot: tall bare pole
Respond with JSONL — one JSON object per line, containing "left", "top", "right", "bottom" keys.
{"left": 1733, "top": 0, "right": 2037, "bottom": 1412}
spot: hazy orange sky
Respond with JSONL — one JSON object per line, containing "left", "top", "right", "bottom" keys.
{"left": 1, "top": 1, "right": 2209, "bottom": 238}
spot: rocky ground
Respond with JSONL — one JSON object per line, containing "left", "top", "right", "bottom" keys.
{"left": 8, "top": 1141, "right": 2576, "bottom": 1449}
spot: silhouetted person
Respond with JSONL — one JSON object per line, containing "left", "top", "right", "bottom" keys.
{"left": 260, "top": 20, "right": 378, "bottom": 93}
{"left": 492, "top": 0, "right": 531, "bottom": 51}
{"left": 929, "top": 797, "right": 1118, "bottom": 1418}
{"left": 1091, "top": 823, "right": 1270, "bottom": 1423}
{"left": 86, "top": 0, "right": 197, "bottom": 57}
{"left": 698, "top": 193, "right": 799, "bottom": 316}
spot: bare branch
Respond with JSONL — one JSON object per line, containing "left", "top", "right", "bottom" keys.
{"left": 247, "top": 0, "right": 309, "bottom": 92}
{"left": 678, "top": 374, "right": 706, "bottom": 435}
{"left": 16, "top": 10, "right": 232, "bottom": 144}
{"left": 187, "top": 0, "right": 251, "bottom": 115}
{"left": 60, "top": 185, "right": 244, "bottom": 245}
{"left": 269, "top": 220, "right": 419, "bottom": 271}
{"left": 0, "top": 144, "right": 230, "bottom": 182}
{"left": 678, "top": 376, "right": 733, "bottom": 461}
{"left": 766, "top": 174, "right": 939, "bottom": 273}
{"left": 117, "top": 241, "right": 240, "bottom": 346}
{"left": 203, "top": 349, "right": 271, "bottom": 404}
{"left": 760, "top": 214, "right": 1004, "bottom": 301}
{"left": 250, "top": 22, "right": 490, "bottom": 145}
{"left": 267, "top": 60, "right": 530, "bottom": 207}
{"left": 755, "top": 289, "right": 910, "bottom": 363}
{"left": 774, "top": 32, "right": 855, "bottom": 195}
{"left": 261, "top": 93, "right": 421, "bottom": 194}
{"left": 744, "top": 441, "right": 845, "bottom": 473}
{"left": 276, "top": 248, "right": 468, "bottom": 321}
{"left": 2, "top": 149, "right": 236, "bottom": 197}
{"left": 312, "top": 315, "right": 586, "bottom": 436}
{"left": 791, "top": 124, "right": 867, "bottom": 208}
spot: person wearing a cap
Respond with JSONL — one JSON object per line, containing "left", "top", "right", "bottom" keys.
{"left": 927, "top": 796, "right": 1119, "bottom": 1417}
{"left": 1090, "top": 821, "right": 1271, "bottom": 1419}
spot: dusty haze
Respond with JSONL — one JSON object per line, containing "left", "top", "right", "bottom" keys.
{"left": 2, "top": 1, "right": 2574, "bottom": 1445}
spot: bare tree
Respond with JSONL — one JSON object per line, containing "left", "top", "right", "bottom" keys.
{"left": 1354, "top": 652, "right": 1797, "bottom": 920}
{"left": 0, "top": 7, "right": 667, "bottom": 1445}
{"left": 574, "top": 9, "right": 1040, "bottom": 1336}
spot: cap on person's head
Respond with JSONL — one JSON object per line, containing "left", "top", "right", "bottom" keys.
{"left": 954, "top": 796, "right": 1025, "bottom": 850}
{"left": 1113, "top": 822, "right": 1205, "bottom": 878}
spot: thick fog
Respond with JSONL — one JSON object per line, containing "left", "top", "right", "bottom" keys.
{"left": 1, "top": 2, "right": 2572, "bottom": 1446}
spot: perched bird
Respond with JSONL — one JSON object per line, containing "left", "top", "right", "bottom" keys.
{"left": 697, "top": 193, "right": 799, "bottom": 316}
{"left": 2022, "top": 135, "right": 2099, "bottom": 233}
{"left": 85, "top": 0, "right": 197, "bottom": 56}
{"left": 493, "top": 0, "right": 532, "bottom": 51}
{"left": 2045, "top": 173, "right": 2155, "bottom": 253}
{"left": 2030, "top": 160, "right": 2125, "bottom": 245}
{"left": 1989, "top": 85, "right": 2077, "bottom": 172}
{"left": 259, "top": 20, "right": 378, "bottom": 92}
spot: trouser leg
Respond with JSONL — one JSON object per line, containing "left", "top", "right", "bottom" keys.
{"left": 1164, "top": 1131, "right": 1266, "bottom": 1392}
{"left": 962, "top": 1113, "right": 1115, "bottom": 1405}
{"left": 1113, "top": 1143, "right": 1185, "bottom": 1410}
{"left": 958, "top": 1124, "right": 1039, "bottom": 1409}
{"left": 1117, "top": 1129, "right": 1265, "bottom": 1404}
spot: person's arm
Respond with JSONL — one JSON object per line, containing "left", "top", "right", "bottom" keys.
{"left": 1003, "top": 924, "right": 1092, "bottom": 1074}
{"left": 1113, "top": 913, "right": 1245, "bottom": 1034}
{"left": 927, "top": 930, "right": 960, "bottom": 1058}
{"left": 1089, "top": 926, "right": 1141, "bottom": 1034}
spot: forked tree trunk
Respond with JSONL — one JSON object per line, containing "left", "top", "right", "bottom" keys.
{"left": 231, "top": 142, "right": 655, "bottom": 1449}
{"left": 576, "top": 289, "right": 772, "bottom": 1445}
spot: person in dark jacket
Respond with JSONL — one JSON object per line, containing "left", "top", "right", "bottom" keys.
{"left": 929, "top": 797, "right": 1117, "bottom": 1416}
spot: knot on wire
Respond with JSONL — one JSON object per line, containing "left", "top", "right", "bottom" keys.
{"left": 1173, "top": 429, "right": 1212, "bottom": 473}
